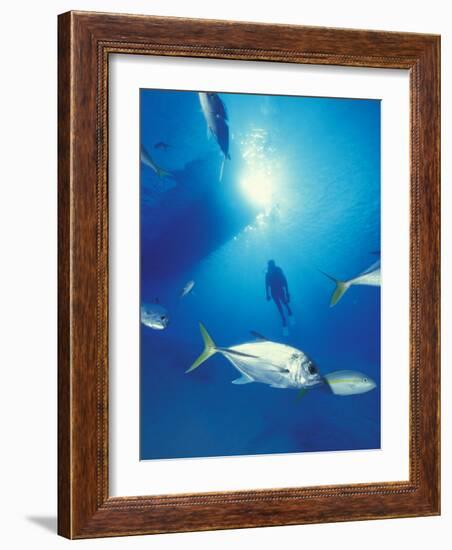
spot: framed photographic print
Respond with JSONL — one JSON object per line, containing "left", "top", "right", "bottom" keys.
{"left": 58, "top": 11, "right": 440, "bottom": 539}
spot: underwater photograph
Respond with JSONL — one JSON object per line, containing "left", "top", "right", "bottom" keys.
{"left": 140, "top": 88, "right": 381, "bottom": 461}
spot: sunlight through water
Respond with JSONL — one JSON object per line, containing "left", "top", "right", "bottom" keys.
{"left": 239, "top": 126, "right": 281, "bottom": 215}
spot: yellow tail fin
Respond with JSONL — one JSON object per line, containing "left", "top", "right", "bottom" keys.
{"left": 330, "top": 280, "right": 350, "bottom": 306}
{"left": 318, "top": 269, "right": 350, "bottom": 306}
{"left": 186, "top": 323, "right": 217, "bottom": 373}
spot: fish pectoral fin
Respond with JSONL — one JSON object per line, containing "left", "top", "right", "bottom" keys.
{"left": 270, "top": 365, "right": 289, "bottom": 374}
{"left": 219, "top": 157, "right": 226, "bottom": 182}
{"left": 232, "top": 374, "right": 254, "bottom": 385}
{"left": 296, "top": 388, "right": 308, "bottom": 401}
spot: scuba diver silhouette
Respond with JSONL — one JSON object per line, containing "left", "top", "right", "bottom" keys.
{"left": 265, "top": 260, "right": 293, "bottom": 331}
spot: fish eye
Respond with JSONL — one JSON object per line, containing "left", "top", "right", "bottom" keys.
{"left": 308, "top": 364, "right": 318, "bottom": 375}
{"left": 363, "top": 378, "right": 368, "bottom": 383}
{"left": 160, "top": 315, "right": 166, "bottom": 320}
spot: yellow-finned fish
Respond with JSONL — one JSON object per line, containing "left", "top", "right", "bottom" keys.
{"left": 186, "top": 323, "right": 323, "bottom": 390}
{"left": 323, "top": 370, "right": 377, "bottom": 396}
{"left": 319, "top": 260, "right": 381, "bottom": 306}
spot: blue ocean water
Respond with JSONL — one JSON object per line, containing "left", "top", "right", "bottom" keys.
{"left": 140, "top": 89, "right": 381, "bottom": 460}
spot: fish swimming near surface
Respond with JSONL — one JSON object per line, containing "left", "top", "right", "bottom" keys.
{"left": 154, "top": 141, "right": 170, "bottom": 150}
{"left": 187, "top": 323, "right": 323, "bottom": 390}
{"left": 323, "top": 370, "right": 377, "bottom": 396}
{"left": 140, "top": 301, "right": 170, "bottom": 330}
{"left": 180, "top": 279, "right": 195, "bottom": 298}
{"left": 319, "top": 260, "right": 381, "bottom": 306}
{"left": 141, "top": 144, "right": 173, "bottom": 178}
{"left": 198, "top": 92, "right": 231, "bottom": 180}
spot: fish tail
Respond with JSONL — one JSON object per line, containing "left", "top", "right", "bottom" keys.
{"left": 330, "top": 280, "right": 350, "bottom": 306}
{"left": 318, "top": 269, "right": 350, "bottom": 306}
{"left": 186, "top": 322, "right": 218, "bottom": 373}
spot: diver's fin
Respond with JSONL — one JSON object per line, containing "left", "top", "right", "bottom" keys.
{"left": 232, "top": 373, "right": 254, "bottom": 385}
{"left": 318, "top": 269, "right": 350, "bottom": 306}
{"left": 250, "top": 330, "right": 268, "bottom": 341}
{"left": 186, "top": 322, "right": 218, "bottom": 373}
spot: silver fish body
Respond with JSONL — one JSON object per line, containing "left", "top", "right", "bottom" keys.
{"left": 320, "top": 260, "right": 381, "bottom": 306}
{"left": 350, "top": 260, "right": 381, "bottom": 287}
{"left": 199, "top": 92, "right": 230, "bottom": 161}
{"left": 187, "top": 323, "right": 322, "bottom": 390}
{"left": 180, "top": 280, "right": 195, "bottom": 298}
{"left": 323, "top": 370, "right": 377, "bottom": 396}
{"left": 221, "top": 341, "right": 323, "bottom": 389}
{"left": 140, "top": 303, "right": 170, "bottom": 330}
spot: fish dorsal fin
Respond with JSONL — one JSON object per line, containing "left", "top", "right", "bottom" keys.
{"left": 250, "top": 330, "right": 268, "bottom": 341}
{"left": 232, "top": 373, "right": 254, "bottom": 385}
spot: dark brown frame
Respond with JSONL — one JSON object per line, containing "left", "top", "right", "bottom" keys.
{"left": 58, "top": 11, "right": 440, "bottom": 539}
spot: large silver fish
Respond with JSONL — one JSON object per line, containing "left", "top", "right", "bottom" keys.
{"left": 141, "top": 144, "right": 172, "bottom": 178}
{"left": 199, "top": 92, "right": 230, "bottom": 180}
{"left": 140, "top": 302, "right": 170, "bottom": 330}
{"left": 323, "top": 370, "right": 377, "bottom": 396}
{"left": 186, "top": 323, "right": 323, "bottom": 390}
{"left": 319, "top": 260, "right": 381, "bottom": 306}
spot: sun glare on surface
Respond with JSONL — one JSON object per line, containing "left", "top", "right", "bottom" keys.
{"left": 239, "top": 127, "right": 279, "bottom": 212}
{"left": 240, "top": 169, "right": 274, "bottom": 210}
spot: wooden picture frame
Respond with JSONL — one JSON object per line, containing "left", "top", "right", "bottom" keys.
{"left": 58, "top": 11, "right": 440, "bottom": 539}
